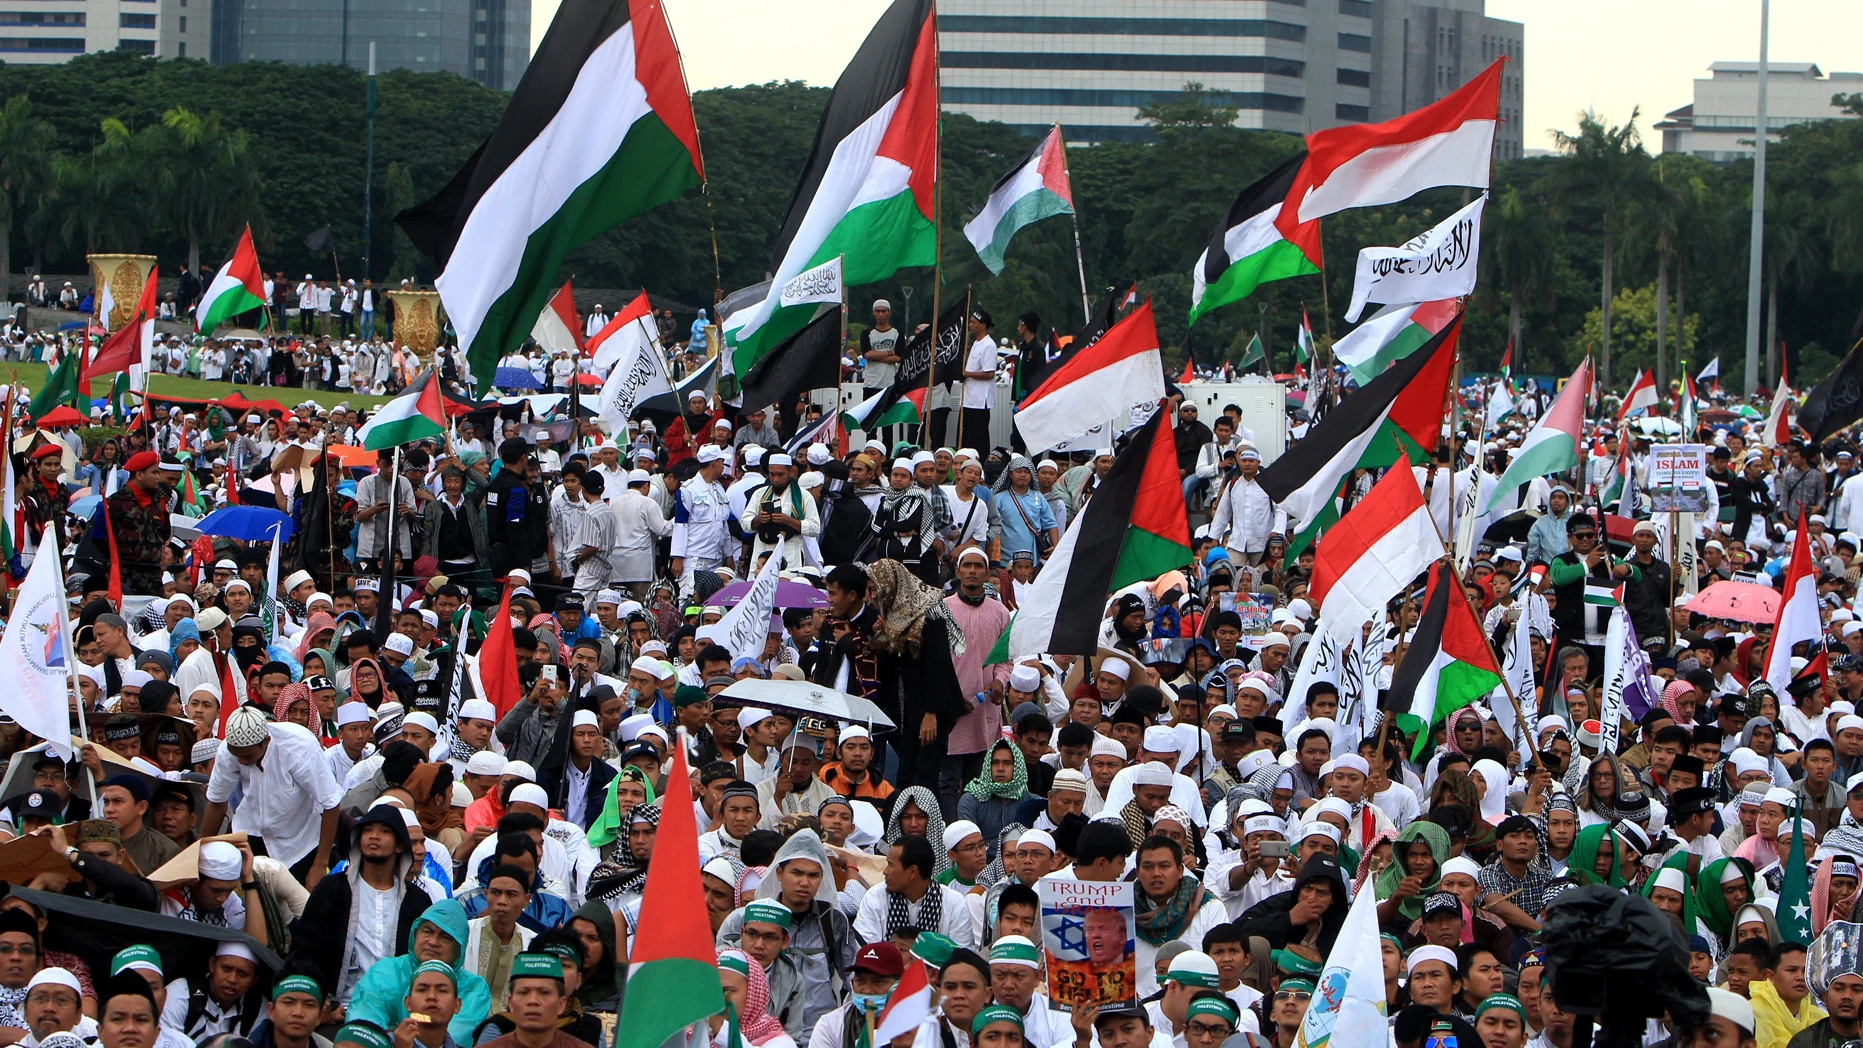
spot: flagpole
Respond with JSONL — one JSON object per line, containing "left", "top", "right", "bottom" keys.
{"left": 1053, "top": 125, "right": 1092, "bottom": 326}
{"left": 47, "top": 523, "right": 88, "bottom": 745}
{"left": 925, "top": 21, "right": 944, "bottom": 451}
{"left": 376, "top": 444, "right": 402, "bottom": 637}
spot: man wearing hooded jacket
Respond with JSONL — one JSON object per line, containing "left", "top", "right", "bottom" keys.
{"left": 715, "top": 830, "right": 856, "bottom": 1048}
{"left": 345, "top": 897, "right": 494, "bottom": 1045}
{"left": 286, "top": 804, "right": 435, "bottom": 1009}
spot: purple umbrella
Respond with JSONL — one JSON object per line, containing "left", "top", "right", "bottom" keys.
{"left": 710, "top": 579, "right": 830, "bottom": 609}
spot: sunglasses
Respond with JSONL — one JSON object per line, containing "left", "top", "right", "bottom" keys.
{"left": 1274, "top": 990, "right": 1311, "bottom": 1002}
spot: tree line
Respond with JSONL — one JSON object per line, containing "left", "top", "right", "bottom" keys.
{"left": 4, "top": 51, "right": 1863, "bottom": 392}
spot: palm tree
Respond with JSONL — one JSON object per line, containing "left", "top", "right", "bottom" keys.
{"left": 1765, "top": 194, "right": 1820, "bottom": 384}
{"left": 1624, "top": 156, "right": 1709, "bottom": 394}
{"left": 147, "top": 107, "right": 264, "bottom": 272}
{"left": 1484, "top": 183, "right": 1556, "bottom": 373}
{"left": 50, "top": 119, "right": 143, "bottom": 256}
{"left": 1545, "top": 108, "right": 1653, "bottom": 389}
{"left": 0, "top": 96, "right": 56, "bottom": 296}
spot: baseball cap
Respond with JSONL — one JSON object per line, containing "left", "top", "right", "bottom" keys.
{"left": 850, "top": 943, "right": 904, "bottom": 976}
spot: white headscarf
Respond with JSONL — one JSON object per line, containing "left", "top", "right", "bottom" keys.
{"left": 1470, "top": 758, "right": 1510, "bottom": 823}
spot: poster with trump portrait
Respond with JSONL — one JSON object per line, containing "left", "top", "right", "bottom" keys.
{"left": 1039, "top": 878, "right": 1136, "bottom": 1012}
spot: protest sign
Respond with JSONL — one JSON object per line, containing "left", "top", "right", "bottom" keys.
{"left": 1039, "top": 878, "right": 1137, "bottom": 1011}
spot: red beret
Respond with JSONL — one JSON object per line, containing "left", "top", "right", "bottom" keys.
{"left": 29, "top": 444, "right": 61, "bottom": 461}
{"left": 124, "top": 451, "right": 160, "bottom": 473}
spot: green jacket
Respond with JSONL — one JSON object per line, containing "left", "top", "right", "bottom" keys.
{"left": 346, "top": 898, "right": 493, "bottom": 1044}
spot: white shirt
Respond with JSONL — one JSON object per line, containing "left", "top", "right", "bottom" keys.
{"left": 852, "top": 883, "right": 975, "bottom": 949}
{"left": 565, "top": 760, "right": 592, "bottom": 827}
{"left": 342, "top": 880, "right": 400, "bottom": 999}
{"left": 963, "top": 336, "right": 997, "bottom": 409}
{"left": 205, "top": 722, "right": 342, "bottom": 868}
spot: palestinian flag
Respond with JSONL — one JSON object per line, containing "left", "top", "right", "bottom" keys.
{"left": 1280, "top": 58, "right": 1501, "bottom": 228}
{"left": 1296, "top": 306, "right": 1315, "bottom": 364}
{"left": 530, "top": 280, "right": 583, "bottom": 355}
{"left": 1188, "top": 151, "right": 1321, "bottom": 327}
{"left": 396, "top": 0, "right": 704, "bottom": 389}
{"left": 1239, "top": 332, "right": 1264, "bottom": 369}
{"left": 196, "top": 226, "right": 267, "bottom": 333}
{"left": 963, "top": 124, "right": 1073, "bottom": 274}
{"left": 1259, "top": 313, "right": 1461, "bottom": 525}
{"left": 1008, "top": 409, "right": 1188, "bottom": 658}
{"left": 358, "top": 370, "right": 449, "bottom": 450}
{"left": 1485, "top": 358, "right": 1591, "bottom": 511}
{"left": 843, "top": 383, "right": 926, "bottom": 432}
{"left": 1015, "top": 300, "right": 1165, "bottom": 454}
{"left": 726, "top": 0, "right": 937, "bottom": 373}
{"left": 1393, "top": 560, "right": 1504, "bottom": 756}
{"left": 177, "top": 466, "right": 211, "bottom": 518}
{"left": 615, "top": 746, "right": 724, "bottom": 1048}
{"left": 1333, "top": 299, "right": 1460, "bottom": 382}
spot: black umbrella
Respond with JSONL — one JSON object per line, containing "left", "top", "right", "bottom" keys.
{"left": 13, "top": 885, "right": 282, "bottom": 985}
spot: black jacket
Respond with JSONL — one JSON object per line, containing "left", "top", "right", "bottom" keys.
{"left": 286, "top": 805, "right": 430, "bottom": 990}
{"left": 539, "top": 757, "right": 618, "bottom": 832}
{"left": 1729, "top": 474, "right": 1777, "bottom": 547}
{"left": 484, "top": 469, "right": 548, "bottom": 575}
{"left": 1232, "top": 854, "right": 1350, "bottom": 954}
{"left": 874, "top": 618, "right": 970, "bottom": 733}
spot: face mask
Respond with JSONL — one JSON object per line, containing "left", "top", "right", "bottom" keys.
{"left": 852, "top": 993, "right": 888, "bottom": 1014}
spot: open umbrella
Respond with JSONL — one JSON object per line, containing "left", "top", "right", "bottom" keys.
{"left": 1686, "top": 580, "right": 1779, "bottom": 623}
{"left": 34, "top": 405, "right": 84, "bottom": 426}
{"left": 718, "top": 678, "right": 895, "bottom": 729}
{"left": 710, "top": 578, "right": 832, "bottom": 609}
{"left": 493, "top": 366, "right": 543, "bottom": 390}
{"left": 574, "top": 372, "right": 604, "bottom": 388}
{"left": 196, "top": 505, "right": 294, "bottom": 542}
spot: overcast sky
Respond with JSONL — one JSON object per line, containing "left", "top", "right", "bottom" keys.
{"left": 534, "top": 1, "right": 1863, "bottom": 152}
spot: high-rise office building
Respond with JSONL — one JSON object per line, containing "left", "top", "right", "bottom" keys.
{"left": 938, "top": 0, "right": 1522, "bottom": 155}
{"left": 1, "top": 0, "right": 210, "bottom": 63}
{"left": 1656, "top": 62, "right": 1861, "bottom": 162}
{"left": 210, "top": 0, "right": 530, "bottom": 91}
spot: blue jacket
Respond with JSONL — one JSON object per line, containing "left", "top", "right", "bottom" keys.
{"left": 456, "top": 855, "right": 576, "bottom": 932}
{"left": 346, "top": 898, "right": 492, "bottom": 1046}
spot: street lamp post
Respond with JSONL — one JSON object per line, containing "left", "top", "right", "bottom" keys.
{"left": 1743, "top": 0, "right": 1770, "bottom": 397}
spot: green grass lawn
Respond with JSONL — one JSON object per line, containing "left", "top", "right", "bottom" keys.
{"left": 2, "top": 362, "right": 401, "bottom": 412}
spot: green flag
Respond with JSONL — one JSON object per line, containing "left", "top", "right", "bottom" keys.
{"left": 1777, "top": 804, "right": 1812, "bottom": 942}
{"left": 1239, "top": 333, "right": 1264, "bottom": 368}
{"left": 28, "top": 350, "right": 81, "bottom": 420}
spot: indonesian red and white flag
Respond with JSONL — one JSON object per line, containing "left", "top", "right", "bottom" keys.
{"left": 1764, "top": 515, "right": 1822, "bottom": 696}
{"left": 1280, "top": 59, "right": 1502, "bottom": 229}
{"left": 1618, "top": 369, "right": 1657, "bottom": 421}
{"left": 83, "top": 267, "right": 158, "bottom": 382}
{"left": 530, "top": 280, "right": 583, "bottom": 355}
{"left": 1763, "top": 377, "right": 1794, "bottom": 447}
{"left": 873, "top": 960, "right": 933, "bottom": 1044}
{"left": 1309, "top": 462, "right": 1441, "bottom": 643}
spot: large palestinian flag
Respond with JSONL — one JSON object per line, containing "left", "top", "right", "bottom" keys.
{"left": 1258, "top": 313, "right": 1461, "bottom": 525}
{"left": 725, "top": 0, "right": 938, "bottom": 374}
{"left": 396, "top": 0, "right": 704, "bottom": 389}
{"left": 963, "top": 125, "right": 1074, "bottom": 274}
{"left": 1008, "top": 409, "right": 1189, "bottom": 658}
{"left": 196, "top": 225, "right": 267, "bottom": 333}
{"left": 1393, "top": 559, "right": 1503, "bottom": 755}
{"left": 1188, "top": 151, "right": 1321, "bottom": 327}
{"left": 358, "top": 370, "right": 449, "bottom": 450}
{"left": 1333, "top": 298, "right": 1460, "bottom": 382}
{"left": 1485, "top": 358, "right": 1590, "bottom": 511}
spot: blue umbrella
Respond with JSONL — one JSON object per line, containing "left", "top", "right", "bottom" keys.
{"left": 493, "top": 367, "right": 543, "bottom": 390}
{"left": 69, "top": 495, "right": 102, "bottom": 520}
{"left": 196, "top": 505, "right": 294, "bottom": 542}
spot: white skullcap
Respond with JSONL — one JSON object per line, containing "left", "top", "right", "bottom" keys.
{"left": 397, "top": 807, "right": 422, "bottom": 830}
{"left": 1131, "top": 762, "right": 1174, "bottom": 787}
{"left": 1009, "top": 665, "right": 1041, "bottom": 692}
{"left": 1296, "top": 822, "right": 1340, "bottom": 846}
{"left": 1729, "top": 749, "right": 1768, "bottom": 777}
{"left": 382, "top": 633, "right": 415, "bottom": 656}
{"left": 1440, "top": 856, "right": 1483, "bottom": 880}
{"left": 26, "top": 968, "right": 80, "bottom": 995}
{"left": 1050, "top": 769, "right": 1089, "bottom": 794}
{"left": 307, "top": 592, "right": 332, "bottom": 608}
{"left": 1020, "top": 829, "right": 1056, "bottom": 852}
{"left": 1838, "top": 715, "right": 1863, "bottom": 736}
{"left": 1099, "top": 659, "right": 1131, "bottom": 681}
{"left": 1142, "top": 725, "right": 1181, "bottom": 752}
{"left": 839, "top": 724, "right": 871, "bottom": 743}
{"left": 1406, "top": 945, "right": 1458, "bottom": 974}
{"left": 1652, "top": 867, "right": 1689, "bottom": 894}
{"left": 452, "top": 783, "right": 472, "bottom": 808}
{"left": 283, "top": 570, "right": 313, "bottom": 592}
{"left": 943, "top": 821, "right": 983, "bottom": 852}
{"left": 403, "top": 712, "right": 439, "bottom": 735}
{"left": 508, "top": 783, "right": 550, "bottom": 809}
{"left": 1091, "top": 735, "right": 1126, "bottom": 758}
{"left": 738, "top": 707, "right": 773, "bottom": 730}
{"left": 224, "top": 707, "right": 270, "bottom": 747}
{"left": 121, "top": 669, "right": 152, "bottom": 690}
{"left": 465, "top": 751, "right": 508, "bottom": 776}
{"left": 620, "top": 713, "right": 657, "bottom": 741}
{"left": 198, "top": 841, "right": 242, "bottom": 881}
{"left": 503, "top": 760, "right": 536, "bottom": 783}
{"left": 459, "top": 699, "right": 497, "bottom": 722}
{"left": 214, "top": 941, "right": 257, "bottom": 965}
{"left": 1706, "top": 987, "right": 1755, "bottom": 1035}
{"left": 1764, "top": 787, "right": 1799, "bottom": 808}
{"left": 1329, "top": 754, "right": 1370, "bottom": 777}
{"left": 1243, "top": 815, "right": 1284, "bottom": 837}
{"left": 572, "top": 710, "right": 600, "bottom": 730}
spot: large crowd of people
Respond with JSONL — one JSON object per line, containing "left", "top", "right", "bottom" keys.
{"left": 0, "top": 277, "right": 1854, "bottom": 1048}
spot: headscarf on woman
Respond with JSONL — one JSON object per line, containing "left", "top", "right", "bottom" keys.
{"left": 1736, "top": 716, "right": 1793, "bottom": 786}
{"left": 294, "top": 612, "right": 337, "bottom": 661}
{"left": 273, "top": 682, "right": 313, "bottom": 726}
{"left": 884, "top": 785, "right": 950, "bottom": 877}
{"left": 866, "top": 559, "right": 965, "bottom": 658}
{"left": 1429, "top": 769, "right": 1496, "bottom": 854}
{"left": 1568, "top": 824, "right": 1627, "bottom": 888}
{"left": 348, "top": 656, "right": 389, "bottom": 708}
{"left": 1811, "top": 854, "right": 1859, "bottom": 935}
{"left": 1373, "top": 822, "right": 1451, "bottom": 922}
{"left": 963, "top": 740, "right": 1028, "bottom": 803}
{"left": 303, "top": 647, "right": 342, "bottom": 695}
{"left": 403, "top": 762, "right": 464, "bottom": 836}
{"left": 1572, "top": 753, "right": 1627, "bottom": 822}
{"left": 1694, "top": 857, "right": 1757, "bottom": 940}
{"left": 169, "top": 619, "right": 202, "bottom": 661}
{"left": 1469, "top": 759, "right": 1510, "bottom": 824}
{"left": 717, "top": 949, "right": 786, "bottom": 1046}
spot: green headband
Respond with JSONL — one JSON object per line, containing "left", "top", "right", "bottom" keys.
{"left": 1476, "top": 994, "right": 1527, "bottom": 1023}
{"left": 510, "top": 953, "right": 563, "bottom": 982}
{"left": 744, "top": 900, "right": 794, "bottom": 930}
{"left": 719, "top": 953, "right": 752, "bottom": 978}
{"left": 1279, "top": 978, "right": 1316, "bottom": 994}
{"left": 335, "top": 1024, "right": 393, "bottom": 1048}
{"left": 1186, "top": 997, "right": 1240, "bottom": 1027}
{"left": 970, "top": 1005, "right": 1025, "bottom": 1037}
{"left": 411, "top": 960, "right": 457, "bottom": 989}
{"left": 912, "top": 932, "right": 956, "bottom": 968}
{"left": 538, "top": 942, "right": 582, "bottom": 969}
{"left": 988, "top": 940, "right": 1041, "bottom": 969}
{"left": 271, "top": 975, "right": 324, "bottom": 1002}
{"left": 110, "top": 945, "right": 161, "bottom": 977}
